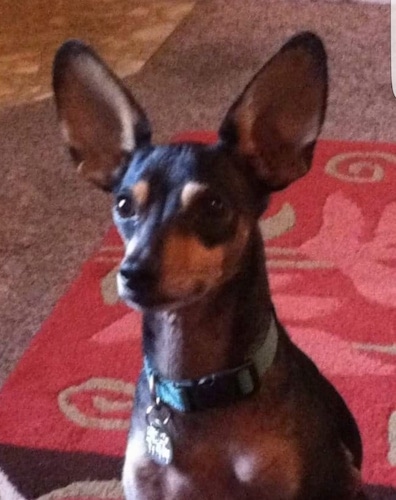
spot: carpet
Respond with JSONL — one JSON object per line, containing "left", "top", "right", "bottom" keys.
{"left": 0, "top": 132, "right": 396, "bottom": 499}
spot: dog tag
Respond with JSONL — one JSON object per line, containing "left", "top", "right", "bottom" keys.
{"left": 145, "top": 419, "right": 173, "bottom": 466}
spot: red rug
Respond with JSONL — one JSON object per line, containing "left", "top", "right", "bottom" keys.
{"left": 1, "top": 132, "right": 396, "bottom": 499}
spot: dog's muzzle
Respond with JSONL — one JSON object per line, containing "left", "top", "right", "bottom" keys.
{"left": 117, "top": 260, "right": 158, "bottom": 307}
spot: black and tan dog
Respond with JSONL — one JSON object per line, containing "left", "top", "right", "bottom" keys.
{"left": 53, "top": 32, "right": 366, "bottom": 499}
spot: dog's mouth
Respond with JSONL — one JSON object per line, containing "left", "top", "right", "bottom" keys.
{"left": 117, "top": 272, "right": 208, "bottom": 311}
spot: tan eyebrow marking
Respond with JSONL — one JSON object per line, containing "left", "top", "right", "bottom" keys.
{"left": 180, "top": 182, "right": 208, "bottom": 210}
{"left": 131, "top": 180, "right": 150, "bottom": 208}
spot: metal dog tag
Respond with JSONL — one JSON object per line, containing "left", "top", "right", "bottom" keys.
{"left": 145, "top": 419, "right": 173, "bottom": 466}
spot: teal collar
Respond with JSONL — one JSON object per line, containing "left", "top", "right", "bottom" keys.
{"left": 143, "top": 315, "right": 278, "bottom": 413}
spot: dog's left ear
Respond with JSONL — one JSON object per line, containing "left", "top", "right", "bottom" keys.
{"left": 53, "top": 40, "right": 151, "bottom": 190}
{"left": 219, "top": 32, "right": 328, "bottom": 191}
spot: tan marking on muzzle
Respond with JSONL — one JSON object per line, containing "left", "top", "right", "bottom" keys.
{"left": 160, "top": 218, "right": 251, "bottom": 300}
{"left": 161, "top": 232, "right": 225, "bottom": 298}
{"left": 180, "top": 182, "right": 208, "bottom": 210}
{"left": 131, "top": 180, "right": 150, "bottom": 208}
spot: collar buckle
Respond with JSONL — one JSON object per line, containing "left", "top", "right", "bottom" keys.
{"left": 179, "top": 362, "right": 261, "bottom": 412}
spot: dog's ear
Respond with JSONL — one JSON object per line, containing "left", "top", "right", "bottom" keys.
{"left": 53, "top": 40, "right": 151, "bottom": 191}
{"left": 219, "top": 32, "right": 327, "bottom": 192}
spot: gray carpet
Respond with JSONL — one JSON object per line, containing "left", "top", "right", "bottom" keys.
{"left": 0, "top": 0, "right": 393, "bottom": 386}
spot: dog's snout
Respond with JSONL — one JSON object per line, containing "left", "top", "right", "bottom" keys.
{"left": 119, "top": 261, "right": 157, "bottom": 288}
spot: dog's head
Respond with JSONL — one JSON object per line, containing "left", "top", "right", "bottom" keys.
{"left": 53, "top": 32, "right": 327, "bottom": 310}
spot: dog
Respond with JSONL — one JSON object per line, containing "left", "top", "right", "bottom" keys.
{"left": 53, "top": 32, "right": 366, "bottom": 499}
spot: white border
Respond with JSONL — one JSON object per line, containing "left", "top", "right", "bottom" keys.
{"left": 392, "top": 0, "right": 396, "bottom": 96}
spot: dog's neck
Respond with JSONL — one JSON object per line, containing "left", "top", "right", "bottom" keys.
{"left": 143, "top": 231, "right": 273, "bottom": 380}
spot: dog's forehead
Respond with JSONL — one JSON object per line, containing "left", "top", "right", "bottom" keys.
{"left": 120, "top": 143, "right": 227, "bottom": 192}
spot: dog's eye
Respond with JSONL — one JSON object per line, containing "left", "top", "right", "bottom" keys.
{"left": 201, "top": 194, "right": 229, "bottom": 219}
{"left": 209, "top": 196, "right": 225, "bottom": 213}
{"left": 116, "top": 194, "right": 136, "bottom": 219}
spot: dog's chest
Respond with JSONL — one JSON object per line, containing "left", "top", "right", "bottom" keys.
{"left": 123, "top": 418, "right": 302, "bottom": 500}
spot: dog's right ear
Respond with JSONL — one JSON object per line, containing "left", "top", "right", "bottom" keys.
{"left": 53, "top": 40, "right": 151, "bottom": 191}
{"left": 218, "top": 32, "right": 327, "bottom": 193}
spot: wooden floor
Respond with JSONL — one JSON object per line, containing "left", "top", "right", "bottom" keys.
{"left": 0, "top": 0, "right": 194, "bottom": 106}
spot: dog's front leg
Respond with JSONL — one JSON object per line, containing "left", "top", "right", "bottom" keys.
{"left": 123, "top": 429, "right": 165, "bottom": 500}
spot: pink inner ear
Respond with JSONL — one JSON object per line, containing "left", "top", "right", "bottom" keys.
{"left": 53, "top": 41, "right": 151, "bottom": 190}
{"left": 275, "top": 112, "right": 320, "bottom": 147}
{"left": 215, "top": 35, "right": 327, "bottom": 191}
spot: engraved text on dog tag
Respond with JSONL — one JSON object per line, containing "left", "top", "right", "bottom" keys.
{"left": 145, "top": 419, "right": 173, "bottom": 466}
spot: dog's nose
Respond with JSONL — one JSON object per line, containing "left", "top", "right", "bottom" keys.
{"left": 119, "top": 261, "right": 157, "bottom": 288}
